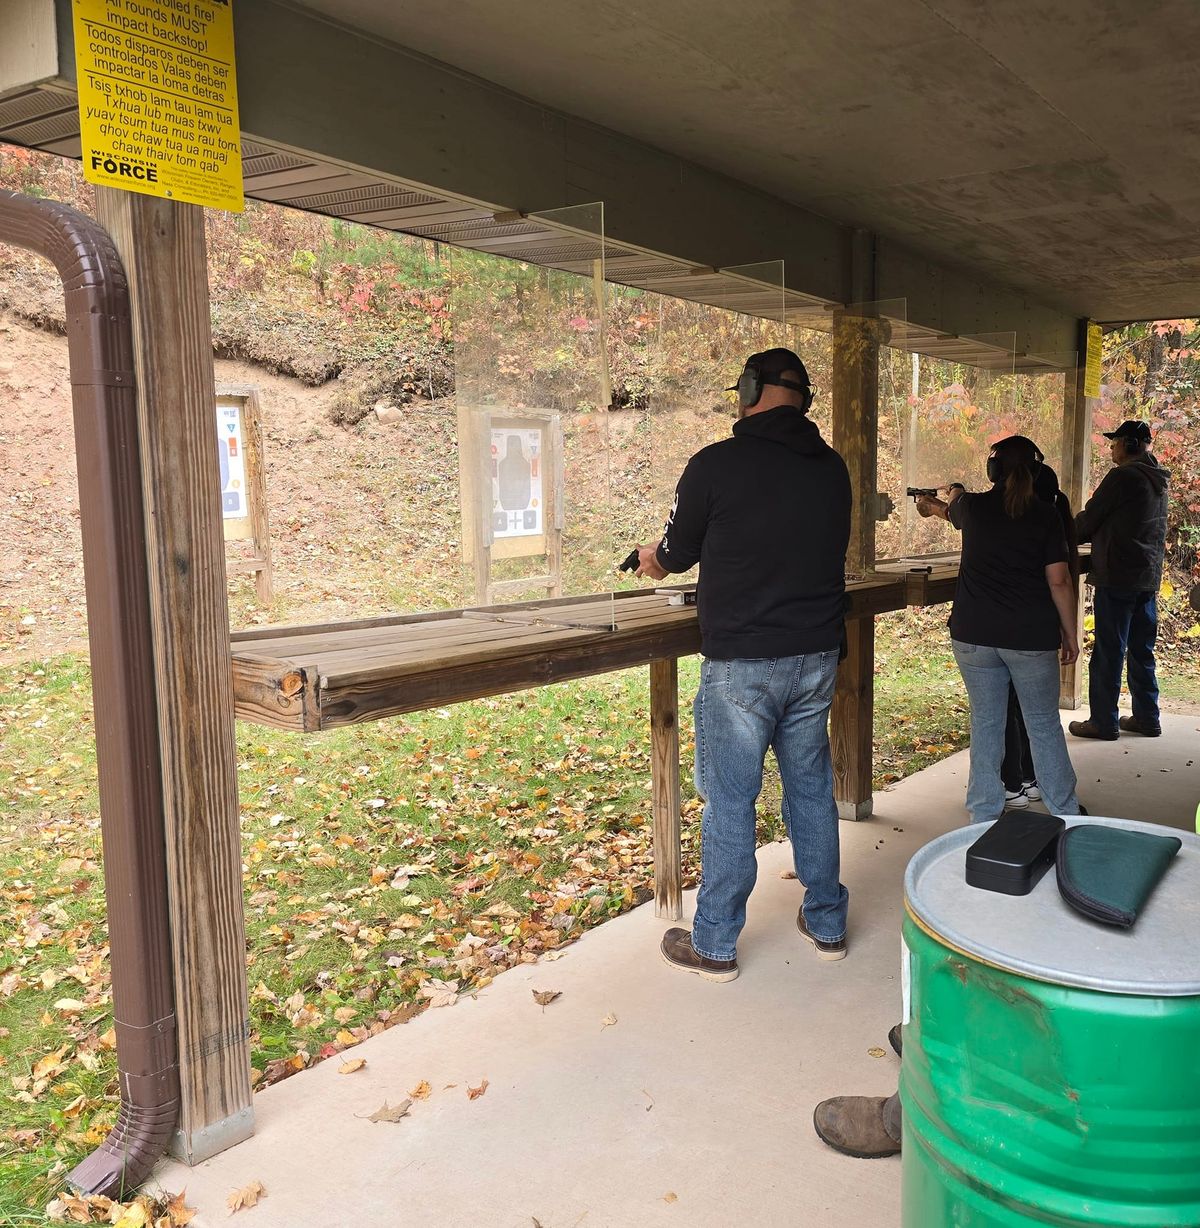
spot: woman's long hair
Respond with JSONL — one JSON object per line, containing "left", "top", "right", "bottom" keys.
{"left": 1035, "top": 463, "right": 1081, "bottom": 586}
{"left": 991, "top": 435, "right": 1041, "bottom": 519}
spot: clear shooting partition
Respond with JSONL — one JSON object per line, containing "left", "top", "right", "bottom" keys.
{"left": 892, "top": 331, "right": 1020, "bottom": 559}
{"left": 451, "top": 203, "right": 615, "bottom": 627}
{"left": 608, "top": 260, "right": 789, "bottom": 592}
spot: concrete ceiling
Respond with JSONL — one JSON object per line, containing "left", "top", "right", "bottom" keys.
{"left": 292, "top": 0, "right": 1200, "bottom": 322}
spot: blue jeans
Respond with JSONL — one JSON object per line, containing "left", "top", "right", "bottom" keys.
{"left": 1088, "top": 586, "right": 1160, "bottom": 734}
{"left": 691, "top": 652, "right": 848, "bottom": 960}
{"left": 951, "top": 641, "right": 1081, "bottom": 823}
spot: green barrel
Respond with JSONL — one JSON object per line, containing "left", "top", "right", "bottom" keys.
{"left": 900, "top": 816, "right": 1200, "bottom": 1227}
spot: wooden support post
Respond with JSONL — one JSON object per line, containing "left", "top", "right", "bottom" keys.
{"left": 1058, "top": 325, "right": 1095, "bottom": 709}
{"left": 94, "top": 190, "right": 253, "bottom": 1164}
{"left": 650, "top": 657, "right": 683, "bottom": 919}
{"left": 830, "top": 307, "right": 883, "bottom": 820}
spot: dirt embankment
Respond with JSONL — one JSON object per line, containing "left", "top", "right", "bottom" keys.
{"left": 0, "top": 312, "right": 710, "bottom": 663}
{"left": 0, "top": 312, "right": 462, "bottom": 660}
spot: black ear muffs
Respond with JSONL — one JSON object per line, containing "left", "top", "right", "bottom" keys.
{"left": 987, "top": 438, "right": 1044, "bottom": 484}
{"left": 730, "top": 358, "right": 813, "bottom": 412}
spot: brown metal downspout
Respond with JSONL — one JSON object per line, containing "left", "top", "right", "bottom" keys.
{"left": 0, "top": 190, "right": 179, "bottom": 1196}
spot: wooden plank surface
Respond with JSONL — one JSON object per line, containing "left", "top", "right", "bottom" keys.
{"left": 650, "top": 659, "right": 683, "bottom": 920}
{"left": 96, "top": 190, "right": 253, "bottom": 1162}
{"left": 230, "top": 578, "right": 910, "bottom": 733}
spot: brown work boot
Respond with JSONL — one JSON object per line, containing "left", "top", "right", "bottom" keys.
{"left": 796, "top": 910, "right": 847, "bottom": 961}
{"left": 1068, "top": 719, "right": 1118, "bottom": 741}
{"left": 1119, "top": 715, "right": 1162, "bottom": 737}
{"left": 813, "top": 1093, "right": 902, "bottom": 1158}
{"left": 659, "top": 927, "right": 738, "bottom": 982}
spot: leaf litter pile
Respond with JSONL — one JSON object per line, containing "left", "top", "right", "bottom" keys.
{"left": 1, "top": 615, "right": 973, "bottom": 1215}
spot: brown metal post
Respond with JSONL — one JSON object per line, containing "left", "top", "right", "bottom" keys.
{"left": 0, "top": 189, "right": 179, "bottom": 1197}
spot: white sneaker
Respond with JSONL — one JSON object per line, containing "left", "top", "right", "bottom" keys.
{"left": 1022, "top": 782, "right": 1041, "bottom": 801}
{"left": 1004, "top": 789, "right": 1030, "bottom": 809}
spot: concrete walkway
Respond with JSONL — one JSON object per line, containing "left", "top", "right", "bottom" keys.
{"left": 154, "top": 712, "right": 1199, "bottom": 1227}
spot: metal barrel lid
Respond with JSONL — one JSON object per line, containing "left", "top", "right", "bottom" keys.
{"left": 904, "top": 816, "right": 1200, "bottom": 996}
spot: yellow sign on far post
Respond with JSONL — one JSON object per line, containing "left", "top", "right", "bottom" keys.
{"left": 73, "top": 0, "right": 243, "bottom": 212}
{"left": 1083, "top": 320, "right": 1103, "bottom": 399}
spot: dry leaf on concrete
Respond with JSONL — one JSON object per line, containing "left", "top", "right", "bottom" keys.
{"left": 409, "top": 1079, "right": 432, "bottom": 1100}
{"left": 601, "top": 1013, "right": 618, "bottom": 1030}
{"left": 467, "top": 1078, "right": 489, "bottom": 1100}
{"left": 366, "top": 1099, "right": 412, "bottom": 1123}
{"left": 663, "top": 1192, "right": 678, "bottom": 1204}
{"left": 338, "top": 1058, "right": 367, "bottom": 1074}
{"left": 867, "top": 1047, "right": 886, "bottom": 1058}
{"left": 532, "top": 989, "right": 561, "bottom": 1009}
{"left": 226, "top": 1181, "right": 266, "bottom": 1214}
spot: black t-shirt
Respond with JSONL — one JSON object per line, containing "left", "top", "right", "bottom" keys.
{"left": 947, "top": 488, "right": 1068, "bottom": 650}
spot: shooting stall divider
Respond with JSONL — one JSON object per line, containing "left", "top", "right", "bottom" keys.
{"left": 0, "top": 189, "right": 179, "bottom": 1198}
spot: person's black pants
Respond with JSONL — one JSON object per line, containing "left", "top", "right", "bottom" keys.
{"left": 1001, "top": 683, "right": 1035, "bottom": 792}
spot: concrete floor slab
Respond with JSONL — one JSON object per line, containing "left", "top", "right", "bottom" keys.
{"left": 153, "top": 712, "right": 1199, "bottom": 1226}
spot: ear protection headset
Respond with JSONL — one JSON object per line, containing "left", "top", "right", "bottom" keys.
{"left": 729, "top": 353, "right": 814, "bottom": 412}
{"left": 987, "top": 436, "right": 1044, "bottom": 485}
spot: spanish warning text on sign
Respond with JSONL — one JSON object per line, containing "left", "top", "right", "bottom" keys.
{"left": 73, "top": 0, "right": 243, "bottom": 212}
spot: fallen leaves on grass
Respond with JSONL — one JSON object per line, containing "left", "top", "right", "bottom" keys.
{"left": 227, "top": 1180, "right": 267, "bottom": 1214}
{"left": 532, "top": 989, "right": 561, "bottom": 1009}
{"left": 338, "top": 1057, "right": 367, "bottom": 1074}
{"left": 467, "top": 1078, "right": 489, "bottom": 1100}
{"left": 367, "top": 1099, "right": 411, "bottom": 1123}
{"left": 47, "top": 1189, "right": 197, "bottom": 1226}
{"left": 420, "top": 978, "right": 459, "bottom": 1008}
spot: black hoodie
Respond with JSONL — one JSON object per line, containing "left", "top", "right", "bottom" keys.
{"left": 1076, "top": 454, "right": 1170, "bottom": 592}
{"left": 654, "top": 406, "right": 851, "bottom": 659}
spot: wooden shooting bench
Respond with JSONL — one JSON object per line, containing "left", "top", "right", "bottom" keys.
{"left": 230, "top": 546, "right": 1089, "bottom": 918}
{"left": 231, "top": 574, "right": 919, "bottom": 920}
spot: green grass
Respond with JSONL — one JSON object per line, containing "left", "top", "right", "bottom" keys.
{"left": 1, "top": 616, "right": 1194, "bottom": 1219}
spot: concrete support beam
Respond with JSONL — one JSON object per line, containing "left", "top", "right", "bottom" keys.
{"left": 21, "top": 0, "right": 1081, "bottom": 353}
{"left": 0, "top": 0, "right": 59, "bottom": 91}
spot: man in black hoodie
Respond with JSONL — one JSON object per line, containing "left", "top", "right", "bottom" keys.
{"left": 1069, "top": 420, "right": 1170, "bottom": 740}
{"left": 633, "top": 348, "right": 852, "bottom": 981}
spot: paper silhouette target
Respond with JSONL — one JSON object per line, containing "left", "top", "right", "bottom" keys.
{"left": 491, "top": 428, "right": 543, "bottom": 538}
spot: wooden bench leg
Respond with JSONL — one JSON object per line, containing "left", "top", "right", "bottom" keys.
{"left": 832, "top": 617, "right": 875, "bottom": 820}
{"left": 651, "top": 657, "right": 683, "bottom": 919}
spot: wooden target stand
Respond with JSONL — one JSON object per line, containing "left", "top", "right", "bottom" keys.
{"left": 217, "top": 384, "right": 273, "bottom": 605}
{"left": 459, "top": 407, "right": 564, "bottom": 604}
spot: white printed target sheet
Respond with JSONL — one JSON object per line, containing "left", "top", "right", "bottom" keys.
{"left": 490, "top": 427, "right": 543, "bottom": 538}
{"left": 217, "top": 400, "right": 247, "bottom": 519}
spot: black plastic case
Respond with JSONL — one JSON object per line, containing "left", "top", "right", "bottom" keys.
{"left": 965, "top": 812, "right": 1065, "bottom": 896}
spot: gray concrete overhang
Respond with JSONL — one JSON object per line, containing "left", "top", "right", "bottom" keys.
{"left": 12, "top": 0, "right": 1192, "bottom": 363}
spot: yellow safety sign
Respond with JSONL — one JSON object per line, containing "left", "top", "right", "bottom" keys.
{"left": 1083, "top": 321, "right": 1103, "bottom": 399}
{"left": 73, "top": 0, "right": 243, "bottom": 212}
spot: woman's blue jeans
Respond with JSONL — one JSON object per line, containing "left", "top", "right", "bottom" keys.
{"left": 951, "top": 640, "right": 1082, "bottom": 823}
{"left": 690, "top": 651, "right": 849, "bottom": 961}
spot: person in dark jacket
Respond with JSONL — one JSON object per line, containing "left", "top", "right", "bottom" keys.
{"left": 633, "top": 347, "right": 852, "bottom": 980}
{"left": 1069, "top": 420, "right": 1170, "bottom": 740}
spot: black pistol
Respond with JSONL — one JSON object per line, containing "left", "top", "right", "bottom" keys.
{"left": 619, "top": 548, "right": 641, "bottom": 573}
{"left": 906, "top": 487, "right": 938, "bottom": 499}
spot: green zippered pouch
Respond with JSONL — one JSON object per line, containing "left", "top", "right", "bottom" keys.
{"left": 1056, "top": 824, "right": 1181, "bottom": 928}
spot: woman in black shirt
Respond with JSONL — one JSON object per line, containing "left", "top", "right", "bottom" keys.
{"left": 918, "top": 436, "right": 1082, "bottom": 823}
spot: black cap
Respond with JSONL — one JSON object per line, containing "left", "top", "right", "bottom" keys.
{"left": 725, "top": 347, "right": 810, "bottom": 391}
{"left": 1102, "top": 420, "right": 1152, "bottom": 444}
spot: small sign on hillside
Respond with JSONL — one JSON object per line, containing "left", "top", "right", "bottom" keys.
{"left": 73, "top": 0, "right": 244, "bottom": 212}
